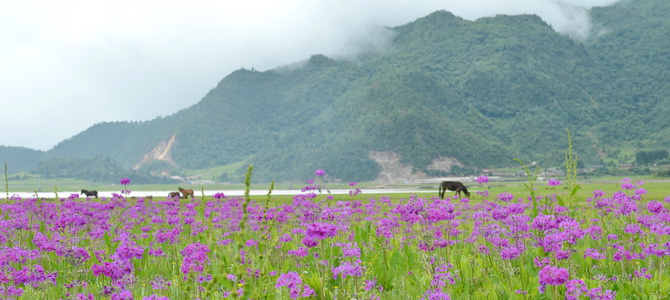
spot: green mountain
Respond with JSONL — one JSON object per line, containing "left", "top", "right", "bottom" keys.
{"left": 0, "top": 146, "right": 44, "bottom": 172}
{"left": 5, "top": 0, "right": 670, "bottom": 182}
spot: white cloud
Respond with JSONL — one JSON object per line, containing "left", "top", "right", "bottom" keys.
{"left": 1, "top": 0, "right": 621, "bottom": 150}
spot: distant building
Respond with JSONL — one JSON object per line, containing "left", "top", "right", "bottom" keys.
{"left": 544, "top": 168, "right": 564, "bottom": 176}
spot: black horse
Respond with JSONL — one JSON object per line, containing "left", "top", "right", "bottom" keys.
{"left": 81, "top": 189, "right": 98, "bottom": 198}
{"left": 168, "top": 191, "right": 181, "bottom": 199}
{"left": 438, "top": 181, "right": 470, "bottom": 199}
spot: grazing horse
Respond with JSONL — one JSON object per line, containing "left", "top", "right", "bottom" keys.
{"left": 81, "top": 189, "right": 98, "bottom": 198}
{"left": 168, "top": 191, "right": 181, "bottom": 199}
{"left": 178, "top": 187, "right": 194, "bottom": 199}
{"left": 438, "top": 181, "right": 470, "bottom": 199}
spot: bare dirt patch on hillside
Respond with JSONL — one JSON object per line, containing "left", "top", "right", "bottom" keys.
{"left": 133, "top": 135, "right": 177, "bottom": 170}
{"left": 369, "top": 151, "right": 463, "bottom": 184}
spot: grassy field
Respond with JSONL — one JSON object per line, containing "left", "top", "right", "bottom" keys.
{"left": 1, "top": 173, "right": 670, "bottom": 299}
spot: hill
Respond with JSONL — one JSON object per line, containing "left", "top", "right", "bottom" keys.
{"left": 5, "top": 0, "right": 670, "bottom": 183}
{"left": 0, "top": 146, "right": 44, "bottom": 172}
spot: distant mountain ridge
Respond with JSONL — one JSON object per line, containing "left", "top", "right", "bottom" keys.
{"left": 3, "top": 0, "right": 669, "bottom": 183}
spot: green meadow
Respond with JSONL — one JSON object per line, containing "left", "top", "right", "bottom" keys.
{"left": 1, "top": 170, "right": 670, "bottom": 299}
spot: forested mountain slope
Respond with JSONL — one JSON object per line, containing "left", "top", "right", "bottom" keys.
{"left": 6, "top": 0, "right": 668, "bottom": 182}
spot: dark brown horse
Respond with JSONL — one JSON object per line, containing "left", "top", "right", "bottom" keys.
{"left": 168, "top": 191, "right": 181, "bottom": 199}
{"left": 81, "top": 189, "right": 98, "bottom": 198}
{"left": 439, "top": 181, "right": 470, "bottom": 199}
{"left": 178, "top": 187, "right": 194, "bottom": 199}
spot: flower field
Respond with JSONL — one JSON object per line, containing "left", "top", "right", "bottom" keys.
{"left": 2, "top": 173, "right": 670, "bottom": 299}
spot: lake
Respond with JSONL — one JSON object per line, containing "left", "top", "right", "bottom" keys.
{"left": 8, "top": 188, "right": 434, "bottom": 199}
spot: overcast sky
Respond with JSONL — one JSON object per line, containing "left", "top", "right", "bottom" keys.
{"left": 1, "top": 0, "right": 622, "bottom": 151}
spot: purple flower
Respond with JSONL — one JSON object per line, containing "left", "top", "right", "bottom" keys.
{"left": 593, "top": 189, "right": 605, "bottom": 197}
{"left": 538, "top": 265, "right": 569, "bottom": 289}
{"left": 548, "top": 179, "right": 561, "bottom": 186}
{"left": 92, "top": 261, "right": 131, "bottom": 280}
{"left": 301, "top": 237, "right": 319, "bottom": 248}
{"left": 500, "top": 246, "right": 521, "bottom": 260}
{"left": 476, "top": 176, "right": 489, "bottom": 184}
{"left": 332, "top": 260, "right": 363, "bottom": 279}
{"left": 364, "top": 278, "right": 383, "bottom": 291}
{"left": 315, "top": 169, "right": 326, "bottom": 176}
{"left": 276, "top": 272, "right": 313, "bottom": 299}
{"left": 113, "top": 242, "right": 144, "bottom": 261}
{"left": 422, "top": 287, "right": 451, "bottom": 299}
{"left": 150, "top": 276, "right": 171, "bottom": 290}
{"left": 111, "top": 290, "right": 133, "bottom": 300}
{"left": 565, "top": 279, "right": 587, "bottom": 299}
{"left": 342, "top": 245, "right": 361, "bottom": 258}
{"left": 143, "top": 295, "right": 169, "bottom": 300}
{"left": 432, "top": 264, "right": 457, "bottom": 286}
{"left": 276, "top": 272, "right": 301, "bottom": 289}
{"left": 305, "top": 222, "right": 338, "bottom": 240}
{"left": 647, "top": 201, "right": 664, "bottom": 214}
{"left": 583, "top": 248, "right": 606, "bottom": 260}
{"left": 180, "top": 242, "right": 210, "bottom": 275}
{"left": 498, "top": 193, "right": 514, "bottom": 202}
{"left": 287, "top": 247, "right": 309, "bottom": 258}
{"left": 624, "top": 224, "right": 642, "bottom": 235}
{"left": 555, "top": 250, "right": 570, "bottom": 260}
{"left": 587, "top": 287, "right": 617, "bottom": 299}
{"left": 120, "top": 178, "right": 131, "bottom": 185}
{"left": 532, "top": 214, "right": 558, "bottom": 231}
{"left": 534, "top": 257, "right": 552, "bottom": 268}
{"left": 213, "top": 192, "right": 226, "bottom": 200}
{"left": 634, "top": 268, "right": 652, "bottom": 279}
{"left": 245, "top": 239, "right": 258, "bottom": 247}
{"left": 278, "top": 233, "right": 293, "bottom": 243}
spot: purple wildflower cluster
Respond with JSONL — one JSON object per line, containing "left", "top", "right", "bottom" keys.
{"left": 332, "top": 259, "right": 363, "bottom": 279}
{"left": 305, "top": 222, "right": 338, "bottom": 240}
{"left": 120, "top": 177, "right": 131, "bottom": 195}
{"left": 180, "top": 242, "right": 210, "bottom": 276}
{"left": 538, "top": 265, "right": 569, "bottom": 292}
{"left": 348, "top": 181, "right": 361, "bottom": 197}
{"left": 275, "top": 272, "right": 314, "bottom": 299}
{"left": 475, "top": 175, "right": 489, "bottom": 184}
{"left": 548, "top": 179, "right": 561, "bottom": 186}
{"left": 0, "top": 172, "right": 667, "bottom": 298}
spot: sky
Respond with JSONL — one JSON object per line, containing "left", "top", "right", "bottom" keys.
{"left": 1, "top": 0, "right": 622, "bottom": 151}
